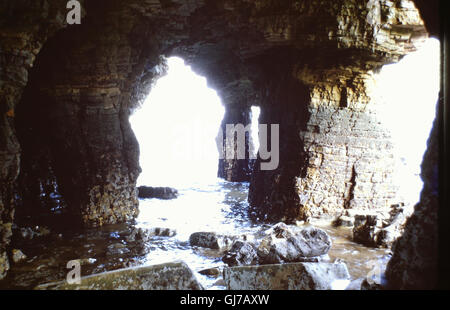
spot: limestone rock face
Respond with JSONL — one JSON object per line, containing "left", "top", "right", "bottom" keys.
{"left": 223, "top": 262, "right": 350, "bottom": 290}
{"left": 36, "top": 261, "right": 203, "bottom": 290}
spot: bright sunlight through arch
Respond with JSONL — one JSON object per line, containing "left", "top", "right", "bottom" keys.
{"left": 374, "top": 38, "right": 440, "bottom": 206}
{"left": 130, "top": 57, "right": 225, "bottom": 189}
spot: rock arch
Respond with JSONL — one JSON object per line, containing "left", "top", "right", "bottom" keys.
{"left": 0, "top": 0, "right": 442, "bottom": 289}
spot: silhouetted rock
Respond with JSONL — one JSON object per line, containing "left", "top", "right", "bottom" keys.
{"left": 189, "top": 232, "right": 240, "bottom": 250}
{"left": 137, "top": 186, "right": 178, "bottom": 200}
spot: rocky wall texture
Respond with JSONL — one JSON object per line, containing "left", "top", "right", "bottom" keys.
{"left": 14, "top": 2, "right": 168, "bottom": 229}
{"left": 0, "top": 0, "right": 73, "bottom": 280}
{"left": 296, "top": 92, "right": 398, "bottom": 219}
{"left": 248, "top": 49, "right": 311, "bottom": 223}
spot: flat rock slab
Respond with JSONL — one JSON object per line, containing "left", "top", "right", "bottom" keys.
{"left": 35, "top": 261, "right": 203, "bottom": 290}
{"left": 223, "top": 262, "right": 350, "bottom": 290}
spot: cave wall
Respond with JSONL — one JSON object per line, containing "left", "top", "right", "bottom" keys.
{"left": 14, "top": 2, "right": 167, "bottom": 228}
{"left": 0, "top": 0, "right": 71, "bottom": 279}
{"left": 0, "top": 0, "right": 436, "bottom": 285}
{"left": 296, "top": 73, "right": 398, "bottom": 218}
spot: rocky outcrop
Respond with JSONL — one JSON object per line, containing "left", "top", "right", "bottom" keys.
{"left": 137, "top": 186, "right": 178, "bottom": 200}
{"left": 36, "top": 261, "right": 203, "bottom": 290}
{"left": 223, "top": 262, "right": 350, "bottom": 290}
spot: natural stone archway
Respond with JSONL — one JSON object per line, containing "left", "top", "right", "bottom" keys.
{"left": 0, "top": 0, "right": 441, "bottom": 288}
{"left": 13, "top": 4, "right": 163, "bottom": 228}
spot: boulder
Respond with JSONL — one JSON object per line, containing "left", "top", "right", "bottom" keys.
{"left": 126, "top": 227, "right": 176, "bottom": 243}
{"left": 106, "top": 243, "right": 130, "bottom": 256}
{"left": 17, "top": 226, "right": 51, "bottom": 240}
{"left": 198, "top": 267, "right": 221, "bottom": 277}
{"left": 222, "top": 241, "right": 259, "bottom": 266}
{"left": 223, "top": 262, "right": 350, "bottom": 290}
{"left": 333, "top": 215, "right": 354, "bottom": 227}
{"left": 257, "top": 223, "right": 332, "bottom": 264}
{"left": 11, "top": 249, "right": 27, "bottom": 264}
{"left": 189, "top": 232, "right": 238, "bottom": 250}
{"left": 352, "top": 204, "right": 413, "bottom": 248}
{"left": 360, "top": 278, "right": 384, "bottom": 290}
{"left": 353, "top": 214, "right": 383, "bottom": 247}
{"left": 35, "top": 261, "right": 203, "bottom": 290}
{"left": 137, "top": 186, "right": 178, "bottom": 200}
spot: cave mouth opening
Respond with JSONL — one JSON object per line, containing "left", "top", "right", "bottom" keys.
{"left": 130, "top": 57, "right": 225, "bottom": 189}
{"left": 374, "top": 37, "right": 440, "bottom": 208}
